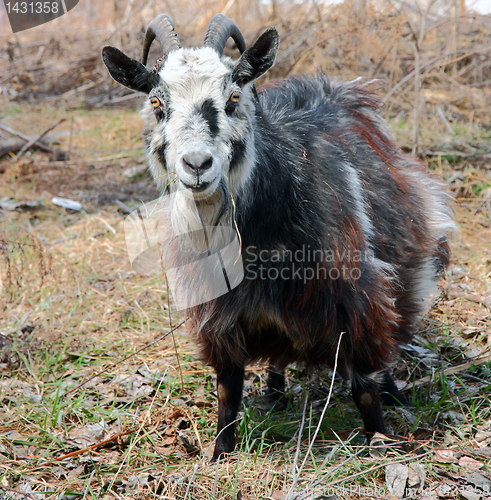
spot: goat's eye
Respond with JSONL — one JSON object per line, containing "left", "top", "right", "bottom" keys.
{"left": 150, "top": 96, "right": 161, "bottom": 107}
{"left": 225, "top": 92, "right": 240, "bottom": 115}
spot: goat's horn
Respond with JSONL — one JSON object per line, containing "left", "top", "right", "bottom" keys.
{"left": 142, "top": 14, "right": 181, "bottom": 66}
{"left": 203, "top": 14, "right": 246, "bottom": 55}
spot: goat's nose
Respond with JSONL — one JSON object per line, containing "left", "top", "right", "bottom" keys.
{"left": 182, "top": 152, "right": 213, "bottom": 174}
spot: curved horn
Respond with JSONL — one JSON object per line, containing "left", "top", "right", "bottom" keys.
{"left": 142, "top": 14, "right": 181, "bottom": 66}
{"left": 203, "top": 14, "right": 246, "bottom": 55}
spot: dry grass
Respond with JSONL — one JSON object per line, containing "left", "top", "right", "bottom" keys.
{"left": 0, "top": 198, "right": 490, "bottom": 498}
{"left": 0, "top": 0, "right": 491, "bottom": 498}
{"left": 1, "top": 0, "right": 491, "bottom": 123}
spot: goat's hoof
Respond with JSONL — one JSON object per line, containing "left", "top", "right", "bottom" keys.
{"left": 211, "top": 444, "right": 235, "bottom": 462}
{"left": 211, "top": 451, "right": 236, "bottom": 462}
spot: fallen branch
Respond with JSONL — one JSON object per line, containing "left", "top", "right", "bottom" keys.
{"left": 409, "top": 353, "right": 491, "bottom": 388}
{"left": 0, "top": 136, "right": 59, "bottom": 157}
{"left": 383, "top": 45, "right": 491, "bottom": 103}
{"left": 0, "top": 121, "right": 52, "bottom": 153}
{"left": 0, "top": 138, "right": 29, "bottom": 157}
{"left": 16, "top": 118, "right": 66, "bottom": 159}
{"left": 24, "top": 427, "right": 139, "bottom": 467}
{"left": 464, "top": 173, "right": 491, "bottom": 188}
{"left": 54, "top": 427, "right": 137, "bottom": 461}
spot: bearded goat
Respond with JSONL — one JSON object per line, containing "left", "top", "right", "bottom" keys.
{"left": 102, "top": 14, "right": 455, "bottom": 460}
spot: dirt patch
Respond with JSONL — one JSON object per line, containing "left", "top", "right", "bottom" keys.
{"left": 1, "top": 155, "right": 159, "bottom": 209}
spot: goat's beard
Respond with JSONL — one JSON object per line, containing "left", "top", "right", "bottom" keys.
{"left": 171, "top": 178, "right": 231, "bottom": 254}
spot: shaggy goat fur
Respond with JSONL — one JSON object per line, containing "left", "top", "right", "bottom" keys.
{"left": 102, "top": 18, "right": 455, "bottom": 460}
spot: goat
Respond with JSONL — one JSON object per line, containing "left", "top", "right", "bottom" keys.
{"left": 102, "top": 14, "right": 455, "bottom": 460}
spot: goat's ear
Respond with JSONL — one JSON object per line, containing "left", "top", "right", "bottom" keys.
{"left": 102, "top": 46, "right": 160, "bottom": 94}
{"left": 232, "top": 27, "right": 279, "bottom": 87}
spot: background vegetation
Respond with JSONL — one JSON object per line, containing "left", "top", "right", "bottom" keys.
{"left": 0, "top": 0, "right": 490, "bottom": 498}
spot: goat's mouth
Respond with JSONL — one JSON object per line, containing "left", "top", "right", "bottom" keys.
{"left": 182, "top": 181, "right": 211, "bottom": 192}
{"left": 180, "top": 176, "right": 220, "bottom": 198}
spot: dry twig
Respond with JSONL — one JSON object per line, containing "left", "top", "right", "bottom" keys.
{"left": 16, "top": 118, "right": 66, "bottom": 159}
{"left": 0, "top": 121, "right": 53, "bottom": 154}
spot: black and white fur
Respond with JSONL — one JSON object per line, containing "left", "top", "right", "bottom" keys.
{"left": 102, "top": 17, "right": 455, "bottom": 460}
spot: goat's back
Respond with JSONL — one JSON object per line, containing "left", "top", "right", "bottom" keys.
{"left": 192, "top": 74, "right": 454, "bottom": 376}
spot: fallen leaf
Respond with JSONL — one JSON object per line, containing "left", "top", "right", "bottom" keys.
{"left": 474, "top": 446, "right": 491, "bottom": 457}
{"left": 177, "top": 431, "right": 198, "bottom": 454}
{"left": 67, "top": 419, "right": 108, "bottom": 449}
{"left": 461, "top": 490, "right": 480, "bottom": 500}
{"left": 124, "top": 474, "right": 149, "bottom": 490}
{"left": 156, "top": 446, "right": 175, "bottom": 457}
{"left": 271, "top": 490, "right": 286, "bottom": 500}
{"left": 477, "top": 419, "right": 491, "bottom": 431}
{"left": 420, "top": 356, "right": 441, "bottom": 367}
{"left": 161, "top": 436, "right": 176, "bottom": 446}
{"left": 407, "top": 463, "right": 425, "bottom": 493}
{"left": 442, "top": 410, "right": 466, "bottom": 423}
{"left": 3, "top": 430, "right": 23, "bottom": 440}
{"left": 398, "top": 407, "right": 417, "bottom": 425}
{"left": 433, "top": 449, "right": 457, "bottom": 463}
{"left": 435, "top": 482, "right": 457, "bottom": 497}
{"left": 369, "top": 432, "right": 388, "bottom": 458}
{"left": 67, "top": 465, "right": 85, "bottom": 480}
{"left": 386, "top": 464, "right": 408, "bottom": 498}
{"left": 463, "top": 471, "right": 491, "bottom": 491}
{"left": 459, "top": 456, "right": 484, "bottom": 470}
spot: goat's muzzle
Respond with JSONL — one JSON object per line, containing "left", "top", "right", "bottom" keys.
{"left": 182, "top": 152, "right": 214, "bottom": 178}
{"left": 177, "top": 148, "right": 221, "bottom": 198}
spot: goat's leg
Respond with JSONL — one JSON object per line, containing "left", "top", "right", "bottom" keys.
{"left": 212, "top": 364, "right": 245, "bottom": 461}
{"left": 351, "top": 372, "right": 388, "bottom": 439}
{"left": 379, "top": 369, "right": 410, "bottom": 407}
{"left": 265, "top": 366, "right": 285, "bottom": 402}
